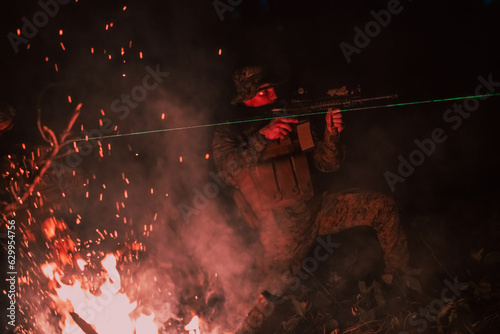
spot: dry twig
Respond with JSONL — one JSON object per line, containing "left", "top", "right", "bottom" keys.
{"left": 3, "top": 103, "right": 81, "bottom": 215}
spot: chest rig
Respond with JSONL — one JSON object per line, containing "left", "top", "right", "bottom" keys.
{"left": 243, "top": 121, "right": 316, "bottom": 208}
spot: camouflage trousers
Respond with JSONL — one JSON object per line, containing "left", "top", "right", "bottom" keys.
{"left": 258, "top": 189, "right": 409, "bottom": 289}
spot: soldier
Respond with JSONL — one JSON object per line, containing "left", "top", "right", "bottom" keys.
{"left": 212, "top": 66, "right": 409, "bottom": 296}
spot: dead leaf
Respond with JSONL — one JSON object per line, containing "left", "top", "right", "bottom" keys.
{"left": 358, "top": 281, "right": 367, "bottom": 293}
{"left": 405, "top": 275, "right": 423, "bottom": 294}
{"left": 372, "top": 281, "right": 386, "bottom": 307}
{"left": 292, "top": 298, "right": 306, "bottom": 317}
{"left": 471, "top": 248, "right": 484, "bottom": 262}
{"left": 282, "top": 317, "right": 300, "bottom": 331}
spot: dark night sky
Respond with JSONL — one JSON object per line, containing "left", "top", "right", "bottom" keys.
{"left": 1, "top": 0, "right": 500, "bottom": 324}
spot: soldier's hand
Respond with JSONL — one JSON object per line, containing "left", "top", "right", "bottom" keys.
{"left": 259, "top": 118, "right": 299, "bottom": 140}
{"left": 326, "top": 108, "right": 344, "bottom": 133}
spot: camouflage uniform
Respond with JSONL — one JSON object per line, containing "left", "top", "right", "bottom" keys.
{"left": 213, "top": 66, "right": 409, "bottom": 293}
{"left": 212, "top": 120, "right": 409, "bottom": 284}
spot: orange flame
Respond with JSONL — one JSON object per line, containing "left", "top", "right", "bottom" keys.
{"left": 135, "top": 314, "right": 158, "bottom": 334}
{"left": 76, "top": 259, "right": 86, "bottom": 271}
{"left": 41, "top": 262, "right": 56, "bottom": 280}
{"left": 185, "top": 315, "right": 201, "bottom": 334}
{"left": 41, "top": 254, "right": 158, "bottom": 334}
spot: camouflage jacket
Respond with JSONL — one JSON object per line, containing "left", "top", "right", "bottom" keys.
{"left": 212, "top": 114, "right": 344, "bottom": 228}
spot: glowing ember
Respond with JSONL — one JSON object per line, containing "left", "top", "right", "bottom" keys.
{"left": 76, "top": 259, "right": 87, "bottom": 271}
{"left": 185, "top": 315, "right": 201, "bottom": 334}
{"left": 41, "top": 262, "right": 56, "bottom": 280}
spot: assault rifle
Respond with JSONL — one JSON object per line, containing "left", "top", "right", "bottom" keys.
{"left": 256, "top": 89, "right": 399, "bottom": 155}
{"left": 269, "top": 91, "right": 398, "bottom": 116}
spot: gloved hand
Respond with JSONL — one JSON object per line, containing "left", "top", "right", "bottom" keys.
{"left": 259, "top": 118, "right": 298, "bottom": 140}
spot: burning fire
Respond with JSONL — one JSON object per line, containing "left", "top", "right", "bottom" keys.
{"left": 42, "top": 254, "right": 159, "bottom": 334}
{"left": 37, "top": 208, "right": 204, "bottom": 333}
{"left": 41, "top": 253, "right": 203, "bottom": 334}
{"left": 184, "top": 315, "right": 200, "bottom": 334}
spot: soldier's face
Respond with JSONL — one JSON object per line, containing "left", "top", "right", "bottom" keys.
{"left": 243, "top": 84, "right": 277, "bottom": 107}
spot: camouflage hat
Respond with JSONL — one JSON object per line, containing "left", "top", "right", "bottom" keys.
{"left": 231, "top": 66, "right": 267, "bottom": 105}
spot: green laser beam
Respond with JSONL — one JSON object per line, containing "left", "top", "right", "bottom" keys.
{"left": 72, "top": 92, "right": 500, "bottom": 143}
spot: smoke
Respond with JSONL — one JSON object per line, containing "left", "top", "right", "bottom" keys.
{"left": 4, "top": 1, "right": 264, "bottom": 331}
{"left": 134, "top": 87, "right": 264, "bottom": 331}
{"left": 13, "top": 74, "right": 263, "bottom": 333}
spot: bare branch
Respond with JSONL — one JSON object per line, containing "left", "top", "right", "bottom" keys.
{"left": 37, "top": 108, "right": 51, "bottom": 143}
{"left": 3, "top": 103, "right": 82, "bottom": 215}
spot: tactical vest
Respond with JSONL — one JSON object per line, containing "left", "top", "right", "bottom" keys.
{"left": 242, "top": 121, "right": 316, "bottom": 209}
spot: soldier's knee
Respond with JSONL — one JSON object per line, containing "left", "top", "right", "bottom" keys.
{"left": 366, "top": 193, "right": 400, "bottom": 229}
{"left": 382, "top": 194, "right": 399, "bottom": 212}
{"left": 372, "top": 192, "right": 398, "bottom": 211}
